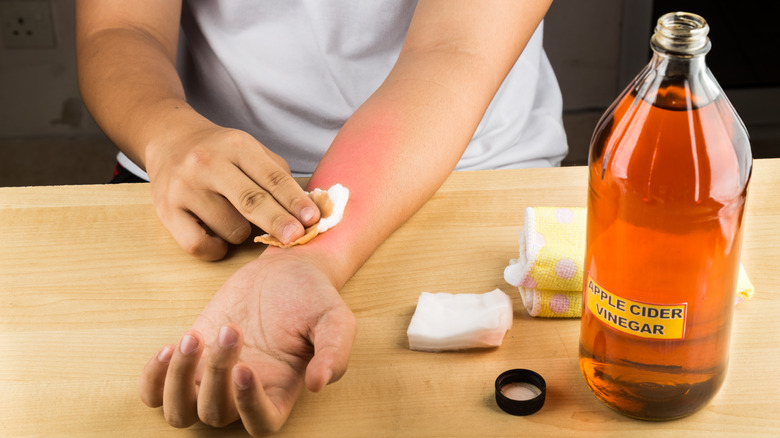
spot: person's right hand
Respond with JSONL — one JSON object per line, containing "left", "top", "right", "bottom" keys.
{"left": 144, "top": 124, "right": 321, "bottom": 260}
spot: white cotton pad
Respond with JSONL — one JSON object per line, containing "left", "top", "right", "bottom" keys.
{"left": 314, "top": 183, "right": 349, "bottom": 233}
{"left": 254, "top": 183, "right": 349, "bottom": 247}
{"left": 406, "top": 289, "right": 514, "bottom": 352}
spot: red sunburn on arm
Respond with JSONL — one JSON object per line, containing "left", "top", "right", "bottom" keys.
{"left": 271, "top": 101, "right": 457, "bottom": 291}
{"left": 260, "top": 0, "right": 555, "bottom": 290}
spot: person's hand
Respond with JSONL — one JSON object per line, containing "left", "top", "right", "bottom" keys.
{"left": 145, "top": 125, "right": 321, "bottom": 260}
{"left": 139, "top": 253, "right": 357, "bottom": 436}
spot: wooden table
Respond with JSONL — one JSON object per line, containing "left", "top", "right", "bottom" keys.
{"left": 2, "top": 160, "right": 779, "bottom": 437}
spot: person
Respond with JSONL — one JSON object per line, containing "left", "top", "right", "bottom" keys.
{"left": 75, "top": 0, "right": 566, "bottom": 435}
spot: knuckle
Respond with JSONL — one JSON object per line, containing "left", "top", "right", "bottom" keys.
{"left": 263, "top": 169, "right": 290, "bottom": 190}
{"left": 221, "top": 128, "right": 254, "bottom": 146}
{"left": 183, "top": 145, "right": 214, "bottom": 170}
{"left": 204, "top": 358, "right": 231, "bottom": 376}
{"left": 238, "top": 188, "right": 270, "bottom": 214}
{"left": 274, "top": 155, "right": 291, "bottom": 173}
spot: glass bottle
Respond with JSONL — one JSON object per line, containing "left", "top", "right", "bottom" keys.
{"left": 578, "top": 11, "right": 752, "bottom": 420}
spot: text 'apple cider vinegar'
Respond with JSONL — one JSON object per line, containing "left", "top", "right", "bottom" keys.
{"left": 579, "top": 12, "right": 752, "bottom": 420}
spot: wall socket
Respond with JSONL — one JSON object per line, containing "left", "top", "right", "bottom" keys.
{"left": 1, "top": 0, "right": 55, "bottom": 48}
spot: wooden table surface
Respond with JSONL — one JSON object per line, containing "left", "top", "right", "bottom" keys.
{"left": 2, "top": 160, "right": 779, "bottom": 437}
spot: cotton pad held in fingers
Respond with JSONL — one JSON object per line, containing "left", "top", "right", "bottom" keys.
{"left": 254, "top": 183, "right": 349, "bottom": 247}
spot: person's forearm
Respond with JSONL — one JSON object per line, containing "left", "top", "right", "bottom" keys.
{"left": 75, "top": 2, "right": 207, "bottom": 169}
{"left": 296, "top": 59, "right": 491, "bottom": 287}
{"left": 281, "top": 54, "right": 509, "bottom": 287}
{"left": 284, "top": 0, "right": 552, "bottom": 288}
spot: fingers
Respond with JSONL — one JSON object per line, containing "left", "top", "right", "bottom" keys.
{"left": 215, "top": 171, "right": 309, "bottom": 245}
{"left": 213, "top": 160, "right": 320, "bottom": 246}
{"left": 158, "top": 207, "right": 230, "bottom": 261}
{"left": 188, "top": 193, "right": 252, "bottom": 246}
{"left": 163, "top": 332, "right": 204, "bottom": 428}
{"left": 151, "top": 130, "right": 321, "bottom": 257}
{"left": 139, "top": 345, "right": 174, "bottom": 407}
{"left": 197, "top": 324, "right": 242, "bottom": 427}
{"left": 182, "top": 129, "right": 320, "bottom": 240}
{"left": 232, "top": 364, "right": 287, "bottom": 437}
{"left": 142, "top": 325, "right": 296, "bottom": 435}
{"left": 234, "top": 141, "right": 320, "bottom": 230}
{"left": 305, "top": 307, "right": 358, "bottom": 392}
{"left": 142, "top": 326, "right": 247, "bottom": 430}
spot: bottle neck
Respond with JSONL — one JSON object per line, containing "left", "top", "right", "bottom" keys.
{"left": 636, "top": 47, "right": 718, "bottom": 111}
{"left": 649, "top": 50, "right": 707, "bottom": 79}
{"left": 636, "top": 13, "right": 717, "bottom": 110}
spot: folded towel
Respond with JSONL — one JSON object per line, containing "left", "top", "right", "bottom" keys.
{"left": 504, "top": 207, "right": 755, "bottom": 318}
{"left": 407, "top": 289, "right": 513, "bottom": 352}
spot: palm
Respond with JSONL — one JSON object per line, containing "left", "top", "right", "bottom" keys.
{"left": 191, "top": 255, "right": 352, "bottom": 416}
{"left": 138, "top": 253, "right": 357, "bottom": 434}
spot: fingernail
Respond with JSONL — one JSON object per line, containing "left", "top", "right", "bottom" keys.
{"left": 281, "top": 223, "right": 299, "bottom": 243}
{"left": 301, "top": 206, "right": 317, "bottom": 223}
{"left": 233, "top": 366, "right": 251, "bottom": 390}
{"left": 180, "top": 334, "right": 199, "bottom": 355}
{"left": 158, "top": 346, "right": 173, "bottom": 362}
{"left": 218, "top": 325, "right": 238, "bottom": 348}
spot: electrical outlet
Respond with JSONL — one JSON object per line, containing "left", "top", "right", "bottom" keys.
{"left": 1, "top": 0, "right": 55, "bottom": 48}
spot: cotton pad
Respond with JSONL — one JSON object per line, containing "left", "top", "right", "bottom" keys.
{"left": 254, "top": 183, "right": 349, "bottom": 247}
{"left": 407, "top": 289, "right": 513, "bottom": 352}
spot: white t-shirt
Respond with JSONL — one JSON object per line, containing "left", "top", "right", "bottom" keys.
{"left": 120, "top": 0, "right": 567, "bottom": 179}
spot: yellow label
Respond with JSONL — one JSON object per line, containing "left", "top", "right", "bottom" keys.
{"left": 585, "top": 274, "right": 687, "bottom": 340}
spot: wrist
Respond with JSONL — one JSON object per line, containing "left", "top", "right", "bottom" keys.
{"left": 259, "top": 237, "right": 360, "bottom": 291}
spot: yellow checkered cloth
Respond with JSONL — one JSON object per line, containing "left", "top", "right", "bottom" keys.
{"left": 504, "top": 207, "right": 754, "bottom": 318}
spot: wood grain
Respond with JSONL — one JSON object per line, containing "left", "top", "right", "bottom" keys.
{"left": 1, "top": 161, "right": 779, "bottom": 436}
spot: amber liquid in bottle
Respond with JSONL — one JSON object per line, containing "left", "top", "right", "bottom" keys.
{"left": 578, "top": 13, "right": 751, "bottom": 419}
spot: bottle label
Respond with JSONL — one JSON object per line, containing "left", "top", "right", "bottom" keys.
{"left": 585, "top": 274, "right": 687, "bottom": 340}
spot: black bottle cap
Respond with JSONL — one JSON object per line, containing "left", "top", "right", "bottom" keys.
{"left": 494, "top": 368, "right": 546, "bottom": 416}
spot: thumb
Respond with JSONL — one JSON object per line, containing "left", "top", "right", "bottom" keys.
{"left": 304, "top": 306, "right": 357, "bottom": 392}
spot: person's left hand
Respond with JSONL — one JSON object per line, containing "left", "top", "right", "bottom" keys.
{"left": 138, "top": 252, "right": 357, "bottom": 436}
